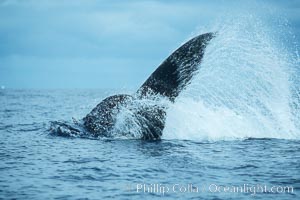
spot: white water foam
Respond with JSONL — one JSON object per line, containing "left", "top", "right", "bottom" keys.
{"left": 112, "top": 94, "right": 169, "bottom": 139}
{"left": 163, "top": 15, "right": 300, "bottom": 140}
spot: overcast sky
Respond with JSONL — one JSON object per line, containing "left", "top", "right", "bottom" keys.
{"left": 0, "top": 0, "right": 299, "bottom": 89}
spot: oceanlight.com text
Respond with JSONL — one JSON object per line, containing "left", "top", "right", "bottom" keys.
{"left": 125, "top": 183, "right": 294, "bottom": 196}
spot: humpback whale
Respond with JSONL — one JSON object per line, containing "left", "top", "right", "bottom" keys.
{"left": 50, "top": 33, "right": 215, "bottom": 140}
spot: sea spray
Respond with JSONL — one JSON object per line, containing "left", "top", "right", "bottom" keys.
{"left": 164, "top": 15, "right": 300, "bottom": 140}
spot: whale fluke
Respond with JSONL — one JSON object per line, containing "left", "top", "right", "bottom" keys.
{"left": 50, "top": 33, "right": 215, "bottom": 140}
{"left": 138, "top": 33, "right": 214, "bottom": 101}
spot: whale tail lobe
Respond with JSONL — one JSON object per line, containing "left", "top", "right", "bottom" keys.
{"left": 138, "top": 32, "right": 215, "bottom": 101}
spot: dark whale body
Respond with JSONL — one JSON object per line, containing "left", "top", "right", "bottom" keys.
{"left": 51, "top": 33, "right": 215, "bottom": 139}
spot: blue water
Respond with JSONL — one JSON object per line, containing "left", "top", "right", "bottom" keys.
{"left": 0, "top": 89, "right": 299, "bottom": 199}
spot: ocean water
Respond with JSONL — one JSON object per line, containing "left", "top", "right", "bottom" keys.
{"left": 1, "top": 12, "right": 300, "bottom": 200}
{"left": 0, "top": 89, "right": 299, "bottom": 200}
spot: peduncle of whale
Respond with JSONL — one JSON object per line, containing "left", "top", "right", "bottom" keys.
{"left": 82, "top": 33, "right": 215, "bottom": 140}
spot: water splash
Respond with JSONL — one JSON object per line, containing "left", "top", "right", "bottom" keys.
{"left": 49, "top": 13, "right": 300, "bottom": 141}
{"left": 163, "top": 15, "right": 300, "bottom": 140}
{"left": 112, "top": 95, "right": 169, "bottom": 139}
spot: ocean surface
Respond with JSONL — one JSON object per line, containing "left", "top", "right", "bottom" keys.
{"left": 0, "top": 89, "right": 299, "bottom": 200}
{"left": 1, "top": 12, "right": 300, "bottom": 200}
